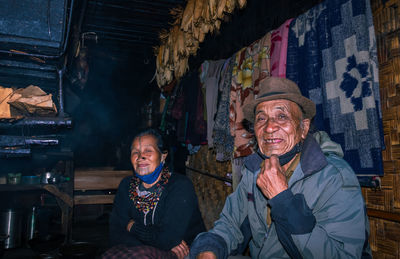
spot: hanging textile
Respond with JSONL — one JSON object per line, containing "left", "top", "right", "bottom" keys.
{"left": 214, "top": 58, "right": 235, "bottom": 162}
{"left": 230, "top": 32, "right": 271, "bottom": 158}
{"left": 189, "top": 71, "right": 207, "bottom": 146}
{"left": 171, "top": 71, "right": 207, "bottom": 146}
{"left": 286, "top": 0, "right": 384, "bottom": 175}
{"left": 202, "top": 60, "right": 226, "bottom": 148}
{"left": 270, "top": 18, "right": 293, "bottom": 78}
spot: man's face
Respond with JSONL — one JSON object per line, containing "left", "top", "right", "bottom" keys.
{"left": 254, "top": 99, "right": 310, "bottom": 157}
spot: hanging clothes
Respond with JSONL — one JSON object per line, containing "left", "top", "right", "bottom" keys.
{"left": 286, "top": 0, "right": 384, "bottom": 175}
{"left": 230, "top": 32, "right": 271, "bottom": 158}
{"left": 171, "top": 79, "right": 187, "bottom": 143}
{"left": 193, "top": 78, "right": 207, "bottom": 143}
{"left": 270, "top": 18, "right": 293, "bottom": 78}
{"left": 171, "top": 72, "right": 207, "bottom": 147}
{"left": 213, "top": 58, "right": 235, "bottom": 162}
{"left": 187, "top": 71, "right": 207, "bottom": 146}
{"left": 202, "top": 60, "right": 226, "bottom": 148}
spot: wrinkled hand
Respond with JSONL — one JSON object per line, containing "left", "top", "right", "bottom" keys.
{"left": 196, "top": 251, "right": 217, "bottom": 259}
{"left": 126, "top": 219, "right": 134, "bottom": 232}
{"left": 256, "top": 155, "right": 288, "bottom": 199}
{"left": 171, "top": 240, "right": 189, "bottom": 259}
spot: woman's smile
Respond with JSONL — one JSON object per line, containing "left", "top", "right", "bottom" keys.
{"left": 131, "top": 135, "right": 162, "bottom": 176}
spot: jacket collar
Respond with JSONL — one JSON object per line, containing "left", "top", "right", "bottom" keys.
{"left": 244, "top": 134, "right": 328, "bottom": 176}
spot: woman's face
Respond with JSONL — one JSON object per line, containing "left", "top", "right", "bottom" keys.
{"left": 130, "top": 135, "right": 167, "bottom": 176}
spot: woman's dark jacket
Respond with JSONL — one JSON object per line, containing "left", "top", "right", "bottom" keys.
{"left": 109, "top": 172, "right": 206, "bottom": 250}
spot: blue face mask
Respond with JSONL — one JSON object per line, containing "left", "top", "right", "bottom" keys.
{"left": 135, "top": 162, "right": 164, "bottom": 184}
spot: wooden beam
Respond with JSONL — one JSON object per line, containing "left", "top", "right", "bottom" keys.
{"left": 367, "top": 208, "right": 400, "bottom": 223}
{"left": 74, "top": 194, "right": 115, "bottom": 205}
{"left": 74, "top": 169, "right": 131, "bottom": 191}
{"left": 43, "top": 184, "right": 73, "bottom": 208}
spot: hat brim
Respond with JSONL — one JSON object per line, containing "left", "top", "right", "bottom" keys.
{"left": 243, "top": 93, "right": 316, "bottom": 122}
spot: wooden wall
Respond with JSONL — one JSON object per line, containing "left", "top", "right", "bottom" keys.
{"left": 365, "top": 0, "right": 400, "bottom": 258}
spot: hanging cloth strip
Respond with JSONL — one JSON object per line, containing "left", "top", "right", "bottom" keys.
{"left": 214, "top": 58, "right": 235, "bottom": 162}
{"left": 202, "top": 59, "right": 226, "bottom": 148}
{"left": 286, "top": 0, "right": 384, "bottom": 175}
{"left": 270, "top": 18, "right": 293, "bottom": 78}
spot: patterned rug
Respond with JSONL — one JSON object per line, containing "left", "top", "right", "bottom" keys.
{"left": 286, "top": 0, "right": 384, "bottom": 175}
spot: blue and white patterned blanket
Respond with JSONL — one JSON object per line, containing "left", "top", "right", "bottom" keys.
{"left": 286, "top": 0, "right": 384, "bottom": 175}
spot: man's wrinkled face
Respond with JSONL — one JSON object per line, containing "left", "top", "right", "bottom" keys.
{"left": 254, "top": 99, "right": 310, "bottom": 157}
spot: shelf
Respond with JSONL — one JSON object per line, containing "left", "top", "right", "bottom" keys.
{"left": 0, "top": 116, "right": 72, "bottom": 128}
{"left": 0, "top": 183, "right": 69, "bottom": 192}
{"left": 0, "top": 184, "right": 44, "bottom": 191}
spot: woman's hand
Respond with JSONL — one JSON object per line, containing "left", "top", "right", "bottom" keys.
{"left": 126, "top": 219, "right": 135, "bottom": 232}
{"left": 171, "top": 240, "right": 189, "bottom": 259}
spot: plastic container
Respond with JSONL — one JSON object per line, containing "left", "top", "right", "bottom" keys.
{"left": 22, "top": 175, "right": 41, "bottom": 185}
{"left": 7, "top": 173, "right": 21, "bottom": 185}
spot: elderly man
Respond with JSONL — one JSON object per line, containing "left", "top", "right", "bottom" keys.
{"left": 190, "top": 77, "right": 371, "bottom": 258}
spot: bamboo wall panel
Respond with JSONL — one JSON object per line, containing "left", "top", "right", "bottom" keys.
{"left": 186, "top": 146, "right": 233, "bottom": 230}
{"left": 367, "top": 0, "right": 400, "bottom": 257}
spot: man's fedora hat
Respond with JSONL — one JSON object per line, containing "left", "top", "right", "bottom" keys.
{"left": 243, "top": 77, "right": 316, "bottom": 122}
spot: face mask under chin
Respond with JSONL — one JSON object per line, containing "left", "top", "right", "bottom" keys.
{"left": 257, "top": 142, "right": 302, "bottom": 166}
{"left": 135, "top": 162, "right": 165, "bottom": 185}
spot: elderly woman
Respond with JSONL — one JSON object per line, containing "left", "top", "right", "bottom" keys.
{"left": 105, "top": 129, "right": 205, "bottom": 259}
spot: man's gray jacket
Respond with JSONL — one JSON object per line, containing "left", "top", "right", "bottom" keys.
{"left": 190, "top": 132, "right": 371, "bottom": 258}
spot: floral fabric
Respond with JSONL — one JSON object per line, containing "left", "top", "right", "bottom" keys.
{"left": 230, "top": 32, "right": 271, "bottom": 158}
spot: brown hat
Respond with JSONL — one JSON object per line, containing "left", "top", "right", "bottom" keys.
{"left": 243, "top": 77, "right": 316, "bottom": 121}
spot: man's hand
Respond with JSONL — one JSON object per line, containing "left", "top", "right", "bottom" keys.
{"left": 196, "top": 251, "right": 217, "bottom": 259}
{"left": 171, "top": 240, "right": 189, "bottom": 259}
{"left": 256, "top": 155, "right": 288, "bottom": 199}
{"left": 126, "top": 219, "right": 134, "bottom": 232}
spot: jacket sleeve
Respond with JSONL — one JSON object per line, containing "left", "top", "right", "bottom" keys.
{"left": 272, "top": 157, "right": 368, "bottom": 258}
{"left": 130, "top": 176, "right": 201, "bottom": 250}
{"left": 269, "top": 190, "right": 315, "bottom": 258}
{"left": 109, "top": 176, "right": 143, "bottom": 247}
{"left": 190, "top": 168, "right": 252, "bottom": 258}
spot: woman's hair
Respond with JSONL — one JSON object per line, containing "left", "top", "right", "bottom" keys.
{"left": 130, "top": 128, "right": 168, "bottom": 154}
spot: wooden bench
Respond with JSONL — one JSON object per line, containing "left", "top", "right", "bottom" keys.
{"left": 74, "top": 168, "right": 132, "bottom": 205}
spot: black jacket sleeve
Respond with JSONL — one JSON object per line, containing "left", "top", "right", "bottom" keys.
{"left": 109, "top": 176, "right": 143, "bottom": 247}
{"left": 269, "top": 189, "right": 316, "bottom": 258}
